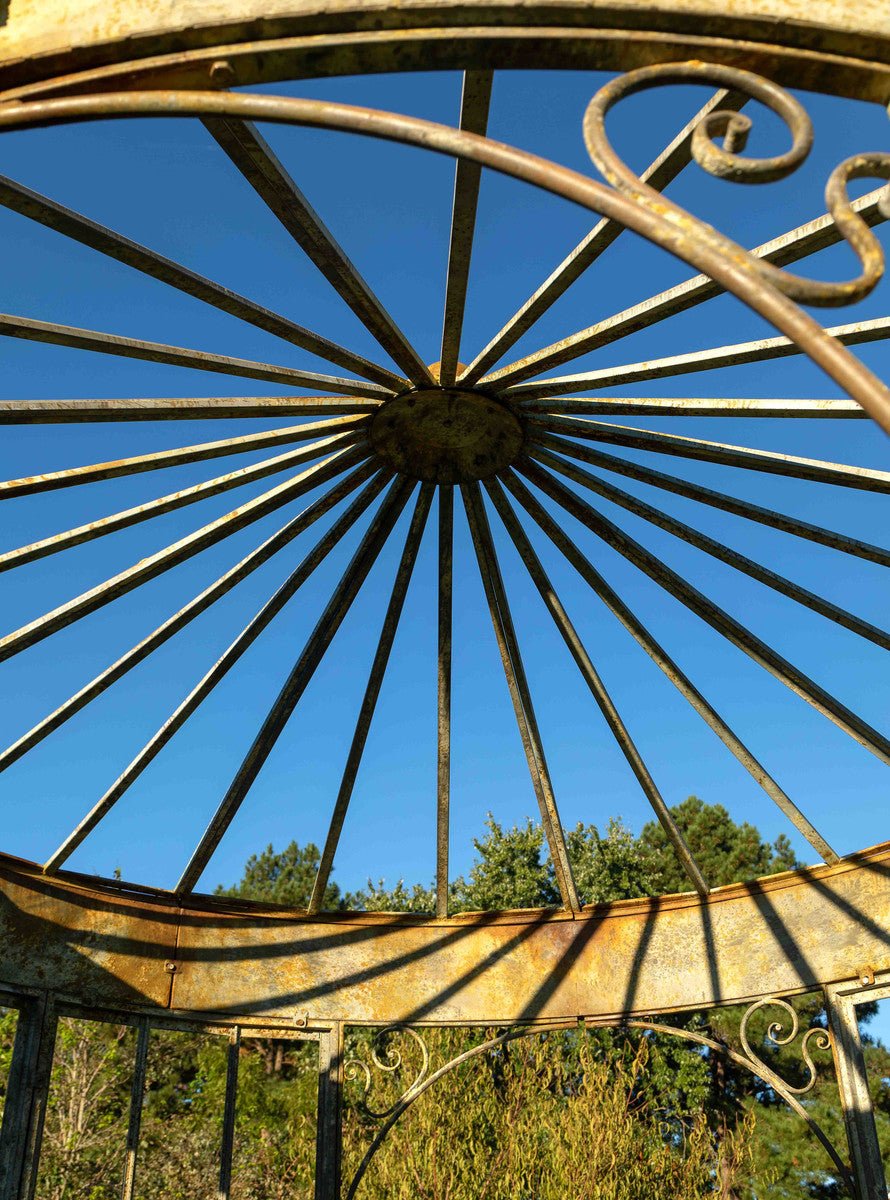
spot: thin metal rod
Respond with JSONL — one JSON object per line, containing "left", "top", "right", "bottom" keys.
{"left": 0, "top": 415, "right": 367, "bottom": 498}
{"left": 0, "top": 444, "right": 367, "bottom": 663}
{"left": 43, "top": 468, "right": 391, "bottom": 873}
{"left": 462, "top": 480, "right": 580, "bottom": 912}
{"left": 308, "top": 484, "right": 435, "bottom": 914}
{"left": 528, "top": 414, "right": 890, "bottom": 493}
{"left": 504, "top": 315, "right": 890, "bottom": 401}
{"left": 483, "top": 184, "right": 887, "bottom": 387}
{"left": 0, "top": 462, "right": 382, "bottom": 774}
{"left": 0, "top": 172, "right": 405, "bottom": 391}
{"left": 485, "top": 476, "right": 709, "bottom": 896}
{"left": 218, "top": 1027, "right": 241, "bottom": 1200}
{"left": 0, "top": 430, "right": 366, "bottom": 572}
{"left": 205, "top": 117, "right": 433, "bottom": 388}
{"left": 522, "top": 397, "right": 868, "bottom": 418}
{"left": 120, "top": 1018, "right": 150, "bottom": 1200}
{"left": 439, "top": 70, "right": 493, "bottom": 386}
{"left": 521, "top": 458, "right": 890, "bottom": 766}
{"left": 437, "top": 485, "right": 454, "bottom": 919}
{"left": 500, "top": 469, "right": 838, "bottom": 865}
{"left": 533, "top": 430, "right": 890, "bottom": 568}
{"left": 532, "top": 446, "right": 890, "bottom": 650}
{"left": 175, "top": 475, "right": 416, "bottom": 894}
{"left": 0, "top": 312, "right": 391, "bottom": 399}
{"left": 0, "top": 397, "right": 381, "bottom": 423}
{"left": 460, "top": 88, "right": 747, "bottom": 385}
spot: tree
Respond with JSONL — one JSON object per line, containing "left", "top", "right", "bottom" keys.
{"left": 214, "top": 840, "right": 343, "bottom": 910}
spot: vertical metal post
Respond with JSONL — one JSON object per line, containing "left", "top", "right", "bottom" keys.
{"left": 824, "top": 984, "right": 889, "bottom": 1200}
{"left": 0, "top": 993, "right": 57, "bottom": 1200}
{"left": 315, "top": 1023, "right": 344, "bottom": 1200}
{"left": 218, "top": 1026, "right": 241, "bottom": 1200}
{"left": 120, "top": 1017, "right": 150, "bottom": 1200}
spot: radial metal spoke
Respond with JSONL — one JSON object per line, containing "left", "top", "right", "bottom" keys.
{"left": 521, "top": 458, "right": 890, "bottom": 766}
{"left": 0, "top": 172, "right": 405, "bottom": 391}
{"left": 0, "top": 396, "right": 382, "bottom": 423}
{"left": 0, "top": 313, "right": 391, "bottom": 399}
{"left": 532, "top": 446, "right": 890, "bottom": 650}
{"left": 505, "top": 315, "right": 890, "bottom": 400}
{"left": 484, "top": 185, "right": 888, "bottom": 387}
{"left": 484, "top": 476, "right": 709, "bottom": 895}
{"left": 0, "top": 462, "right": 384, "bottom": 775}
{"left": 523, "top": 397, "right": 867, "bottom": 418}
{"left": 436, "top": 485, "right": 454, "bottom": 919}
{"left": 205, "top": 117, "right": 434, "bottom": 387}
{"left": 0, "top": 429, "right": 365, "bottom": 572}
{"left": 308, "top": 483, "right": 435, "bottom": 914}
{"left": 175, "top": 475, "right": 417, "bottom": 895}
{"left": 0, "top": 444, "right": 367, "bottom": 663}
{"left": 462, "top": 481, "right": 580, "bottom": 912}
{"left": 528, "top": 414, "right": 890, "bottom": 492}
{"left": 43, "top": 467, "right": 391, "bottom": 875}
{"left": 533, "top": 431, "right": 890, "bottom": 568}
{"left": 0, "top": 415, "right": 367, "bottom": 498}
{"left": 460, "top": 88, "right": 746, "bottom": 385}
{"left": 439, "top": 70, "right": 494, "bottom": 387}
{"left": 499, "top": 469, "right": 838, "bottom": 865}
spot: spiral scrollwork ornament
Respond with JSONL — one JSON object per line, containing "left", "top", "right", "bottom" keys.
{"left": 345, "top": 1026, "right": 430, "bottom": 1119}
{"left": 583, "top": 62, "right": 890, "bottom": 308}
{"left": 739, "top": 997, "right": 833, "bottom": 1097}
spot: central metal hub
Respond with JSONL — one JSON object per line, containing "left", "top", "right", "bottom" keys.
{"left": 370, "top": 388, "right": 524, "bottom": 484}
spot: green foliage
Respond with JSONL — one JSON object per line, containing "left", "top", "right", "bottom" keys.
{"left": 214, "top": 840, "right": 343, "bottom": 910}
{"left": 639, "top": 796, "right": 800, "bottom": 893}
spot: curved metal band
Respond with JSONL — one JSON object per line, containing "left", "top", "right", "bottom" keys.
{"left": 2, "top": 4, "right": 890, "bottom": 104}
{"left": 0, "top": 844, "right": 887, "bottom": 1023}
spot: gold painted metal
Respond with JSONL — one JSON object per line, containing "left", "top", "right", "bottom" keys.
{"left": 0, "top": 847, "right": 888, "bottom": 1024}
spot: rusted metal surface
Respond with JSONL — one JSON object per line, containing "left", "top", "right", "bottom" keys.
{"left": 370, "top": 389, "right": 524, "bottom": 483}
{"left": 2, "top": 0, "right": 890, "bottom": 105}
{"left": 0, "top": 848, "right": 888, "bottom": 1022}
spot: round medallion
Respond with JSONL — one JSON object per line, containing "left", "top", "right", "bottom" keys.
{"left": 370, "top": 389, "right": 524, "bottom": 484}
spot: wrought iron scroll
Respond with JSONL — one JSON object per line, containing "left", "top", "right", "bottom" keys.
{"left": 343, "top": 1004, "right": 853, "bottom": 1199}
{"left": 345, "top": 1026, "right": 430, "bottom": 1120}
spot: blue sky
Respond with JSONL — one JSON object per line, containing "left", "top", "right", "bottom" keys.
{"left": 0, "top": 64, "right": 887, "bottom": 952}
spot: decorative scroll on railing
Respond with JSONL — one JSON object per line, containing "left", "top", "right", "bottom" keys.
{"left": 344, "top": 1001, "right": 853, "bottom": 1199}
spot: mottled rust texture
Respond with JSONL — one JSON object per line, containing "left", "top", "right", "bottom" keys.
{"left": 1, "top": 1, "right": 890, "bottom": 102}
{"left": 0, "top": 848, "right": 887, "bottom": 1024}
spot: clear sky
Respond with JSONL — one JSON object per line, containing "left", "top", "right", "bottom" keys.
{"left": 0, "top": 64, "right": 887, "bottom": 957}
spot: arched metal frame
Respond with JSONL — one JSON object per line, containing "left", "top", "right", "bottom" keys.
{"left": 0, "top": 3, "right": 889, "bottom": 1197}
